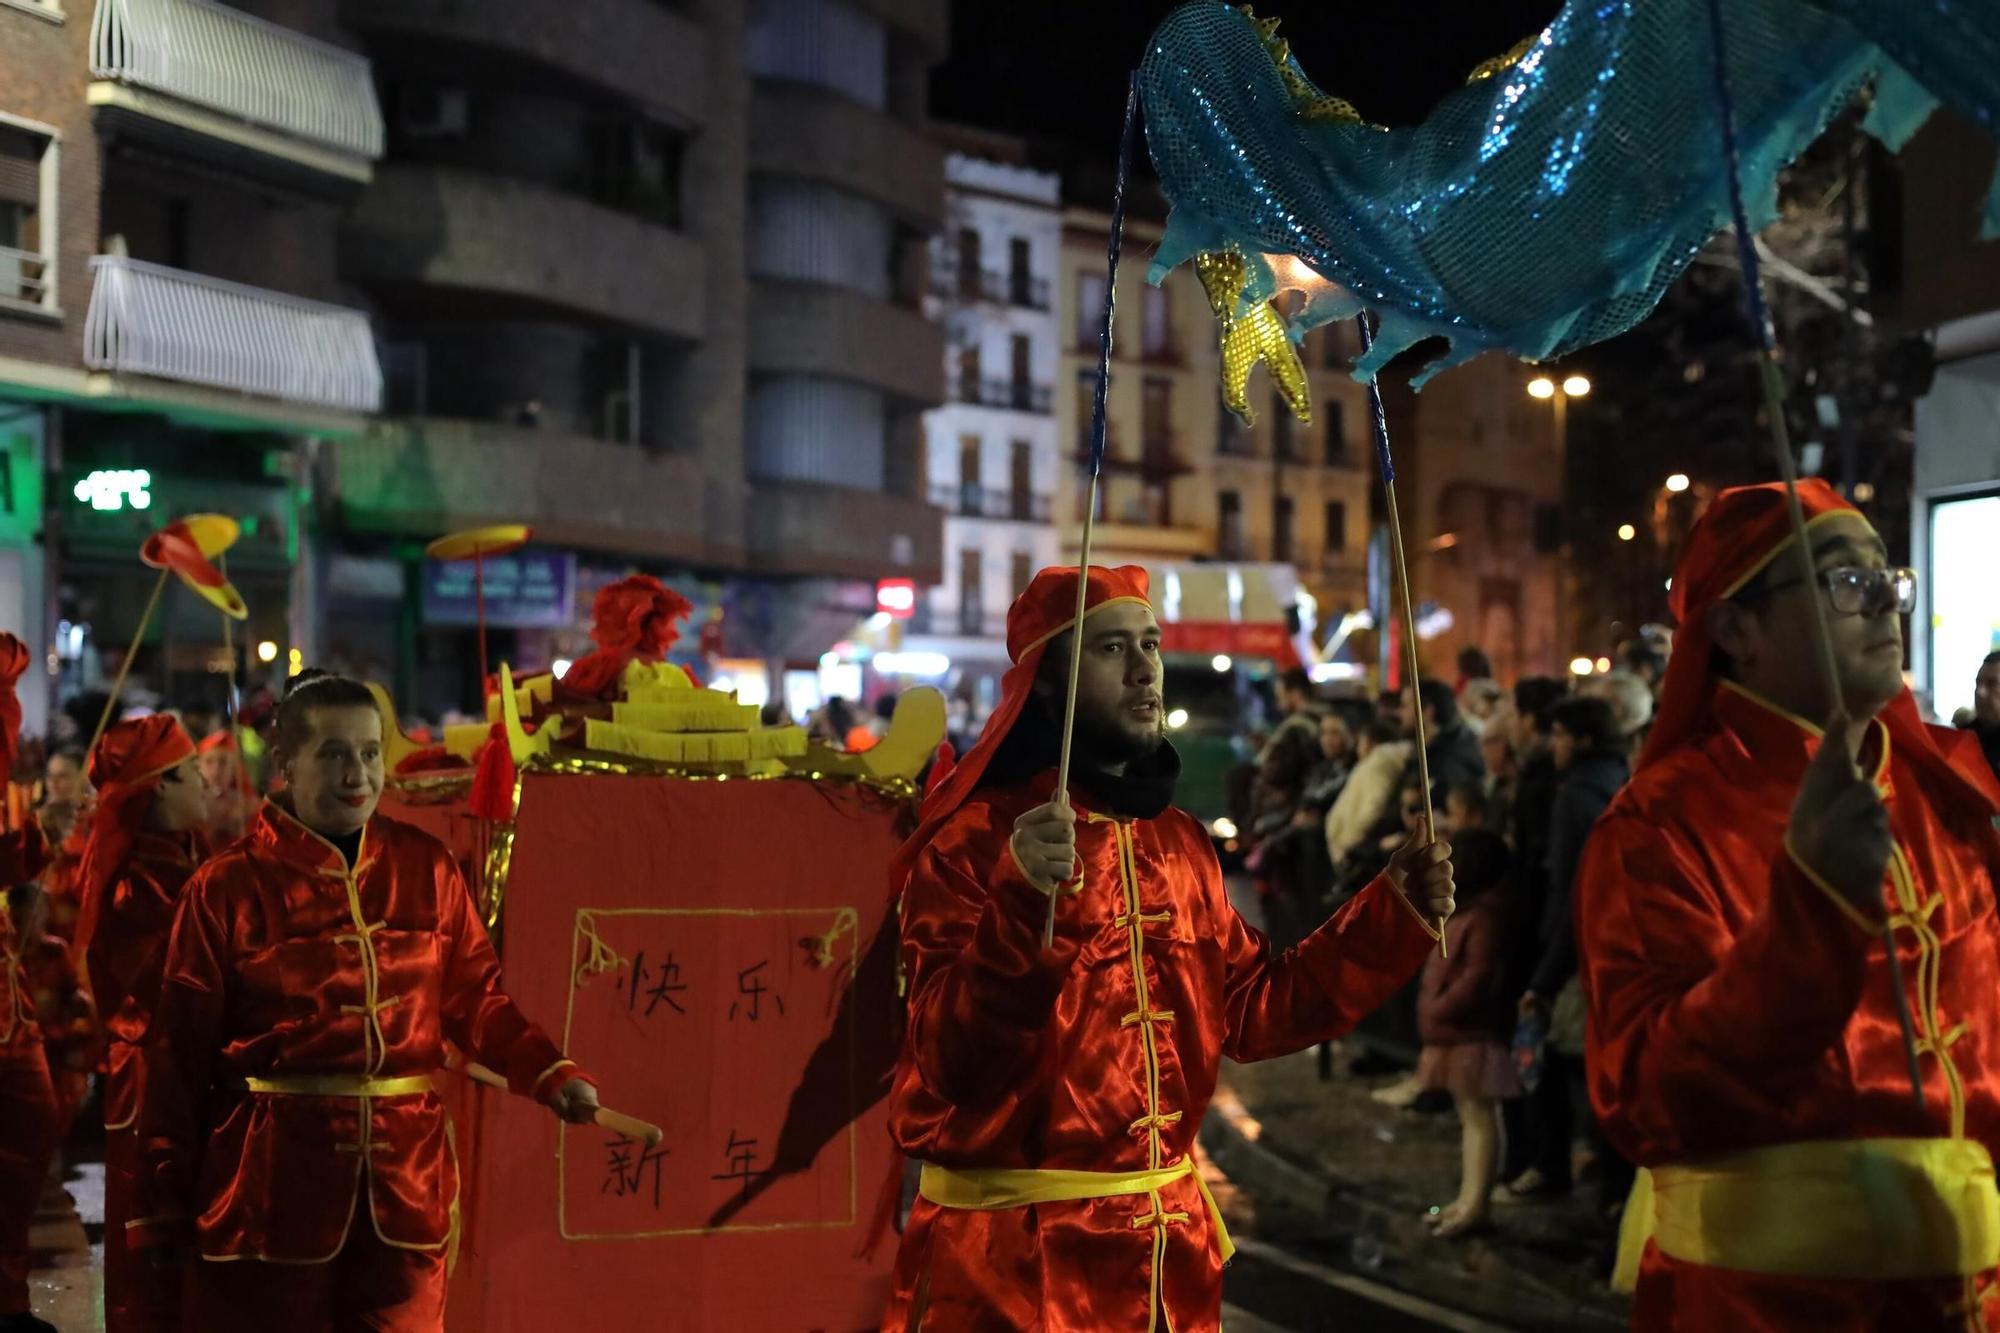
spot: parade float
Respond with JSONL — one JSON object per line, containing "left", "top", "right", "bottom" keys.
{"left": 369, "top": 537, "right": 941, "bottom": 1332}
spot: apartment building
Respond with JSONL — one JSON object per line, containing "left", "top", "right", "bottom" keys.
{"left": 0, "top": 0, "right": 384, "bottom": 734}
{"left": 905, "top": 134, "right": 1059, "bottom": 707}
{"left": 0, "top": 0, "right": 950, "bottom": 722}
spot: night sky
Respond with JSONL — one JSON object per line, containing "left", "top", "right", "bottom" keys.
{"left": 933, "top": 0, "right": 1563, "bottom": 199}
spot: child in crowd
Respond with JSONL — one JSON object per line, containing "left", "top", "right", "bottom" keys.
{"left": 1416, "top": 828, "right": 1519, "bottom": 1239}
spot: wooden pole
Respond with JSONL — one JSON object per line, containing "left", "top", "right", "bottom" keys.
{"left": 1043, "top": 74, "right": 1140, "bottom": 948}
{"left": 1704, "top": 0, "right": 1920, "bottom": 1109}
{"left": 1356, "top": 314, "right": 1446, "bottom": 956}
{"left": 452, "top": 1057, "right": 662, "bottom": 1145}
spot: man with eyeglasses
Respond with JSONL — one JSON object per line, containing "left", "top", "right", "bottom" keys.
{"left": 1576, "top": 479, "right": 2000, "bottom": 1330}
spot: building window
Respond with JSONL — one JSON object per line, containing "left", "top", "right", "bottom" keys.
{"left": 1217, "top": 393, "right": 1253, "bottom": 457}
{"left": 1323, "top": 399, "right": 1349, "bottom": 466}
{"left": 586, "top": 117, "right": 684, "bottom": 229}
{"left": 1324, "top": 500, "right": 1347, "bottom": 554}
{"left": 1009, "top": 237, "right": 1040, "bottom": 308}
{"left": 959, "top": 546, "right": 984, "bottom": 637}
{"left": 1010, "top": 551, "right": 1033, "bottom": 597}
{"left": 1075, "top": 272, "right": 1105, "bottom": 349}
{"left": 1010, "top": 439, "right": 1033, "bottom": 520}
{"left": 956, "top": 226, "right": 982, "bottom": 300}
{"left": 0, "top": 119, "right": 56, "bottom": 313}
{"left": 1141, "top": 378, "right": 1172, "bottom": 466}
{"left": 958, "top": 435, "right": 982, "bottom": 516}
{"left": 1272, "top": 390, "right": 1297, "bottom": 462}
{"left": 1010, "top": 333, "right": 1033, "bottom": 410}
{"left": 1140, "top": 284, "right": 1175, "bottom": 362}
{"left": 1219, "top": 490, "right": 1244, "bottom": 559}
{"left": 957, "top": 344, "right": 982, "bottom": 405}
{"left": 1273, "top": 495, "right": 1294, "bottom": 562}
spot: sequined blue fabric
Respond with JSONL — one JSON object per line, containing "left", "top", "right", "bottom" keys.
{"left": 1140, "top": 0, "right": 2000, "bottom": 384}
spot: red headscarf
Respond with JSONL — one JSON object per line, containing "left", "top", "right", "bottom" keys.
{"left": 73, "top": 715, "right": 195, "bottom": 961}
{"left": 197, "top": 728, "right": 258, "bottom": 802}
{"left": 1641, "top": 479, "right": 1996, "bottom": 814}
{"left": 888, "top": 564, "right": 1152, "bottom": 897}
{"left": 0, "top": 632, "right": 46, "bottom": 884}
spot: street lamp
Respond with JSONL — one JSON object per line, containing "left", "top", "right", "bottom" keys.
{"left": 1665, "top": 473, "right": 1690, "bottom": 493}
{"left": 1617, "top": 523, "right": 1636, "bottom": 542}
{"left": 1527, "top": 376, "right": 1557, "bottom": 399}
{"left": 1562, "top": 374, "right": 1592, "bottom": 397}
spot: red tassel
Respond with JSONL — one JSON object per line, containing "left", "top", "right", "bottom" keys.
{"left": 469, "top": 723, "right": 517, "bottom": 822}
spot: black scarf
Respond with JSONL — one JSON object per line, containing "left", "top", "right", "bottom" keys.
{"left": 977, "top": 694, "right": 1180, "bottom": 819}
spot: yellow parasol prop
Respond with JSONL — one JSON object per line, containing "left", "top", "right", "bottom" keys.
{"left": 426, "top": 525, "right": 532, "bottom": 694}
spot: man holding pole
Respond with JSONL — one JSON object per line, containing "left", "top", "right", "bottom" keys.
{"left": 880, "top": 565, "right": 1455, "bottom": 1330}
{"left": 1579, "top": 480, "right": 2000, "bottom": 1329}
{"left": 130, "top": 671, "right": 603, "bottom": 1331}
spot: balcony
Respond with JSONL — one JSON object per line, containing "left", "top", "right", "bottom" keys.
{"left": 748, "top": 281, "right": 942, "bottom": 405}
{"left": 746, "top": 479, "right": 942, "bottom": 584}
{"left": 926, "top": 482, "right": 1053, "bottom": 523}
{"left": 930, "top": 263, "right": 1052, "bottom": 312}
{"left": 332, "top": 418, "right": 710, "bottom": 560}
{"left": 749, "top": 84, "right": 943, "bottom": 230}
{"left": 338, "top": 0, "right": 706, "bottom": 130}
{"left": 88, "top": 0, "right": 384, "bottom": 187}
{"left": 84, "top": 255, "right": 381, "bottom": 413}
{"left": 951, "top": 376, "right": 1053, "bottom": 414}
{"left": 847, "top": 0, "right": 947, "bottom": 55}
{"left": 343, "top": 165, "right": 705, "bottom": 341}
{"left": 1074, "top": 433, "right": 1195, "bottom": 477}
{"left": 1075, "top": 521, "right": 1210, "bottom": 560}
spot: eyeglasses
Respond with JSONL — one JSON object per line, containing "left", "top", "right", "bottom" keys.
{"left": 1746, "top": 566, "right": 1917, "bottom": 617}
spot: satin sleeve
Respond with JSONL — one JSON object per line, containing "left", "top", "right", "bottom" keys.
{"left": 1578, "top": 809, "right": 1876, "bottom": 1165}
{"left": 434, "top": 847, "right": 587, "bottom": 1102}
{"left": 1221, "top": 870, "right": 1439, "bottom": 1063}
{"left": 900, "top": 833, "right": 1083, "bottom": 1111}
{"left": 128, "top": 872, "right": 230, "bottom": 1250}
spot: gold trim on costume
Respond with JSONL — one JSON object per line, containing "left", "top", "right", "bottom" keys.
{"left": 242, "top": 1073, "right": 433, "bottom": 1098}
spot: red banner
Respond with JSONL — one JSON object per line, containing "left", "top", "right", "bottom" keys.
{"left": 428, "top": 773, "right": 908, "bottom": 1332}
{"left": 1159, "top": 620, "right": 1303, "bottom": 668}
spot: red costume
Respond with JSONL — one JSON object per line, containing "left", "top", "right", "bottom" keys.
{"left": 1579, "top": 480, "right": 2000, "bottom": 1330}
{"left": 132, "top": 802, "right": 593, "bottom": 1331}
{"left": 0, "top": 631, "right": 55, "bottom": 1322}
{"left": 75, "top": 714, "right": 200, "bottom": 1333}
{"left": 883, "top": 566, "right": 1439, "bottom": 1330}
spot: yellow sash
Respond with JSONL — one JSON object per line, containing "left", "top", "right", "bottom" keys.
{"left": 917, "top": 1158, "right": 1236, "bottom": 1264}
{"left": 242, "top": 1073, "right": 434, "bottom": 1097}
{"left": 1612, "top": 1137, "right": 2000, "bottom": 1291}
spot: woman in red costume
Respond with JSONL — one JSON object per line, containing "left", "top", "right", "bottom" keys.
{"left": 0, "top": 633, "right": 55, "bottom": 1333}
{"left": 132, "top": 671, "right": 600, "bottom": 1331}
{"left": 882, "top": 566, "right": 1456, "bottom": 1330}
{"left": 1579, "top": 480, "right": 2000, "bottom": 1330}
{"left": 74, "top": 713, "right": 209, "bottom": 1332}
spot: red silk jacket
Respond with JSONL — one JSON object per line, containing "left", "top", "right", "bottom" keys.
{"left": 884, "top": 773, "right": 1436, "bottom": 1330}
{"left": 84, "top": 830, "right": 202, "bottom": 1130}
{"left": 0, "top": 822, "right": 49, "bottom": 1062}
{"left": 1579, "top": 683, "right": 2000, "bottom": 1330}
{"left": 132, "top": 803, "right": 587, "bottom": 1261}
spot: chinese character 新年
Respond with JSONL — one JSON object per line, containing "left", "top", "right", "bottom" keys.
{"left": 710, "top": 1131, "right": 761, "bottom": 1201}
{"left": 603, "top": 1133, "right": 671, "bottom": 1208}
{"left": 727, "top": 959, "right": 784, "bottom": 1021}
{"left": 625, "top": 947, "right": 689, "bottom": 1017}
